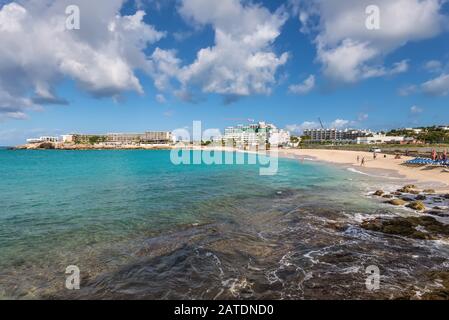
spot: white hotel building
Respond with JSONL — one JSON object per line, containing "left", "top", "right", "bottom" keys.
{"left": 219, "top": 122, "right": 290, "bottom": 147}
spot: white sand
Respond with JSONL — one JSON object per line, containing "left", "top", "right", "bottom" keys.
{"left": 279, "top": 149, "right": 449, "bottom": 192}
{"left": 196, "top": 145, "right": 449, "bottom": 192}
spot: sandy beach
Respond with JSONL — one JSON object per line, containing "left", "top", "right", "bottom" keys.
{"left": 198, "top": 145, "right": 449, "bottom": 192}
{"left": 278, "top": 148, "right": 449, "bottom": 192}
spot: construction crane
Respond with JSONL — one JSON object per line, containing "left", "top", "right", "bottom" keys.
{"left": 318, "top": 118, "right": 325, "bottom": 129}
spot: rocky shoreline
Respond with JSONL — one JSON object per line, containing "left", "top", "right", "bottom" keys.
{"left": 327, "top": 185, "right": 449, "bottom": 300}
{"left": 359, "top": 185, "right": 449, "bottom": 241}
{"left": 371, "top": 185, "right": 449, "bottom": 217}
{"left": 353, "top": 185, "right": 449, "bottom": 299}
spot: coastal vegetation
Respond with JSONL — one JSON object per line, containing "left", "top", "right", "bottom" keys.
{"left": 387, "top": 126, "right": 449, "bottom": 144}
{"left": 87, "top": 135, "right": 107, "bottom": 145}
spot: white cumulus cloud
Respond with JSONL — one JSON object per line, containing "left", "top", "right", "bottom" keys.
{"left": 421, "top": 73, "right": 449, "bottom": 96}
{"left": 173, "top": 0, "right": 289, "bottom": 100}
{"left": 286, "top": 121, "right": 321, "bottom": 133}
{"left": 289, "top": 75, "right": 315, "bottom": 95}
{"left": 0, "top": 0, "right": 165, "bottom": 118}
{"left": 298, "top": 0, "right": 446, "bottom": 83}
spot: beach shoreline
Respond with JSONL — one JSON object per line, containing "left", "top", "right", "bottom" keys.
{"left": 280, "top": 148, "right": 449, "bottom": 192}
{"left": 196, "top": 146, "right": 449, "bottom": 192}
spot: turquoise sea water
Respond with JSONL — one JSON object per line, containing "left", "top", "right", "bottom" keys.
{"left": 0, "top": 150, "right": 448, "bottom": 299}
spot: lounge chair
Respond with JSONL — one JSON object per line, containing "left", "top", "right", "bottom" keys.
{"left": 404, "top": 158, "right": 434, "bottom": 167}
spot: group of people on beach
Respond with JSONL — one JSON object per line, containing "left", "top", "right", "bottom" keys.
{"left": 431, "top": 149, "right": 447, "bottom": 162}
{"left": 357, "top": 151, "right": 387, "bottom": 166}
{"left": 356, "top": 149, "right": 448, "bottom": 167}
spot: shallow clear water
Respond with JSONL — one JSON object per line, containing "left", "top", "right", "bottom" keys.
{"left": 0, "top": 149, "right": 448, "bottom": 299}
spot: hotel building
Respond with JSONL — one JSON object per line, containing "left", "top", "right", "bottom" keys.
{"left": 303, "top": 128, "right": 372, "bottom": 143}
{"left": 27, "top": 136, "right": 60, "bottom": 144}
{"left": 64, "top": 132, "right": 173, "bottom": 145}
{"left": 219, "top": 122, "right": 291, "bottom": 147}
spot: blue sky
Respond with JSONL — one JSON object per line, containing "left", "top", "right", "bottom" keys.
{"left": 0, "top": 0, "right": 449, "bottom": 145}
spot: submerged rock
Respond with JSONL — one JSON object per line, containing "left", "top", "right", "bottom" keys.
{"left": 401, "top": 197, "right": 415, "bottom": 202}
{"left": 415, "top": 195, "right": 427, "bottom": 201}
{"left": 398, "top": 271, "right": 449, "bottom": 300}
{"left": 373, "top": 190, "right": 384, "bottom": 196}
{"left": 427, "top": 211, "right": 449, "bottom": 218}
{"left": 406, "top": 201, "right": 426, "bottom": 212}
{"left": 423, "top": 189, "right": 436, "bottom": 194}
{"left": 325, "top": 222, "right": 349, "bottom": 232}
{"left": 382, "top": 194, "right": 394, "bottom": 199}
{"left": 361, "top": 216, "right": 449, "bottom": 240}
{"left": 421, "top": 271, "right": 449, "bottom": 300}
{"left": 386, "top": 199, "right": 407, "bottom": 206}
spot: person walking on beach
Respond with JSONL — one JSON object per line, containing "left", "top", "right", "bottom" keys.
{"left": 361, "top": 157, "right": 365, "bottom": 166}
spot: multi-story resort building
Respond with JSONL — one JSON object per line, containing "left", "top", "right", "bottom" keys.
{"left": 60, "top": 132, "right": 173, "bottom": 145}
{"left": 303, "top": 128, "right": 373, "bottom": 144}
{"left": 219, "top": 122, "right": 290, "bottom": 147}
{"left": 26, "top": 136, "right": 60, "bottom": 144}
{"left": 356, "top": 134, "right": 407, "bottom": 145}
{"left": 303, "top": 128, "right": 413, "bottom": 145}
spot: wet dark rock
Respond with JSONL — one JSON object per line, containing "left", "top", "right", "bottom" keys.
{"left": 444, "top": 194, "right": 449, "bottom": 199}
{"left": 406, "top": 201, "right": 426, "bottom": 212}
{"left": 325, "top": 222, "right": 349, "bottom": 232}
{"left": 382, "top": 194, "right": 394, "bottom": 199}
{"left": 415, "top": 195, "right": 427, "bottom": 201}
{"left": 373, "top": 190, "right": 384, "bottom": 196}
{"left": 398, "top": 185, "right": 418, "bottom": 193}
{"left": 397, "top": 271, "right": 449, "bottom": 300}
{"left": 386, "top": 199, "right": 407, "bottom": 206}
{"left": 421, "top": 271, "right": 449, "bottom": 300}
{"left": 361, "top": 216, "right": 449, "bottom": 240}
{"left": 427, "top": 211, "right": 449, "bottom": 218}
{"left": 401, "top": 197, "right": 414, "bottom": 202}
{"left": 392, "top": 191, "right": 402, "bottom": 196}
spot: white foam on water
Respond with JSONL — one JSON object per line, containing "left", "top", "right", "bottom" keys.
{"left": 347, "top": 167, "right": 401, "bottom": 180}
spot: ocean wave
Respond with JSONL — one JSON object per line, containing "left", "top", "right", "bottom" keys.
{"left": 347, "top": 167, "right": 400, "bottom": 180}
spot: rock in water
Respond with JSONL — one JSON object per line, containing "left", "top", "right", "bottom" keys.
{"left": 398, "top": 185, "right": 419, "bottom": 193}
{"left": 406, "top": 201, "right": 426, "bottom": 212}
{"left": 373, "top": 190, "right": 384, "bottom": 196}
{"left": 386, "top": 199, "right": 407, "bottom": 206}
{"left": 361, "top": 216, "right": 449, "bottom": 240}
